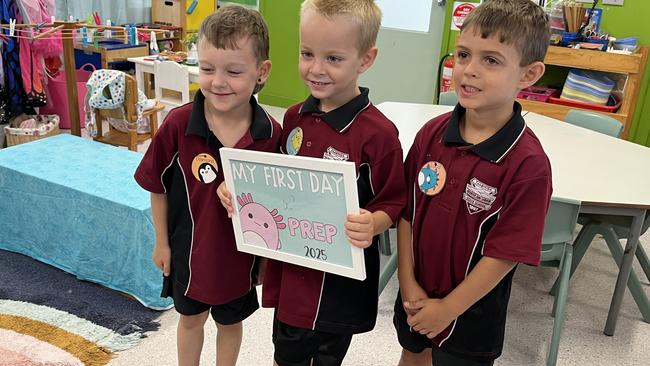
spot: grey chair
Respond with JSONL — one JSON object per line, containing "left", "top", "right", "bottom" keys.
{"left": 551, "top": 213, "right": 650, "bottom": 322}
{"left": 552, "top": 108, "right": 650, "bottom": 322}
{"left": 564, "top": 109, "right": 623, "bottom": 137}
{"left": 540, "top": 197, "right": 581, "bottom": 366}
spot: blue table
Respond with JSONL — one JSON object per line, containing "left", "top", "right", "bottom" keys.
{"left": 0, "top": 134, "right": 172, "bottom": 309}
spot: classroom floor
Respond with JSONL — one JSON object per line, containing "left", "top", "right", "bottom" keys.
{"left": 75, "top": 105, "right": 649, "bottom": 365}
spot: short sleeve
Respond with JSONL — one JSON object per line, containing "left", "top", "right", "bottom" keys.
{"left": 365, "top": 145, "right": 405, "bottom": 224}
{"left": 134, "top": 119, "right": 180, "bottom": 193}
{"left": 401, "top": 134, "right": 422, "bottom": 223}
{"left": 482, "top": 155, "right": 552, "bottom": 266}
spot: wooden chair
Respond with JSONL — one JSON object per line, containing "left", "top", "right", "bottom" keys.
{"left": 94, "top": 73, "right": 165, "bottom": 151}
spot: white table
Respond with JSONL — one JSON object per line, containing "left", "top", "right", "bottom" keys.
{"left": 127, "top": 56, "right": 199, "bottom": 94}
{"left": 377, "top": 101, "right": 650, "bottom": 336}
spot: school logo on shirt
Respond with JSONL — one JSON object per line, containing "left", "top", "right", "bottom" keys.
{"left": 463, "top": 177, "right": 497, "bottom": 214}
{"left": 323, "top": 146, "right": 350, "bottom": 161}
{"left": 286, "top": 127, "right": 303, "bottom": 155}
{"left": 418, "top": 161, "right": 446, "bottom": 196}
{"left": 191, "top": 153, "right": 218, "bottom": 184}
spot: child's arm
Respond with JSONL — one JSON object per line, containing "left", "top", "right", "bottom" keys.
{"left": 345, "top": 209, "right": 392, "bottom": 248}
{"left": 217, "top": 182, "right": 234, "bottom": 218}
{"left": 404, "top": 256, "right": 516, "bottom": 338}
{"left": 396, "top": 218, "right": 428, "bottom": 315}
{"left": 151, "top": 192, "right": 171, "bottom": 276}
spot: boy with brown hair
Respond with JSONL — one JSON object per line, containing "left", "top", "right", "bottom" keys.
{"left": 395, "top": 0, "right": 552, "bottom": 365}
{"left": 220, "top": 0, "right": 405, "bottom": 364}
{"left": 134, "top": 5, "right": 281, "bottom": 366}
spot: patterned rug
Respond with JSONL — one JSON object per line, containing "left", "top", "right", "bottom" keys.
{"left": 0, "top": 249, "right": 162, "bottom": 365}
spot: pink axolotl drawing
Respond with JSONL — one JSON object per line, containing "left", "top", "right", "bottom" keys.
{"left": 238, "top": 193, "right": 286, "bottom": 250}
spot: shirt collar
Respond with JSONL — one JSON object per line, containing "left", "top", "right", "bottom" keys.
{"left": 298, "top": 87, "right": 371, "bottom": 133}
{"left": 185, "top": 90, "right": 273, "bottom": 141}
{"left": 442, "top": 102, "right": 526, "bottom": 163}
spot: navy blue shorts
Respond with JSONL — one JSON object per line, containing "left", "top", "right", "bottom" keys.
{"left": 163, "top": 276, "right": 259, "bottom": 325}
{"left": 393, "top": 291, "right": 494, "bottom": 366}
{"left": 272, "top": 315, "right": 353, "bottom": 366}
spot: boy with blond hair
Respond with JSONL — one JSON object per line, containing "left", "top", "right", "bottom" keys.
{"left": 134, "top": 5, "right": 281, "bottom": 365}
{"left": 394, "top": 1, "right": 552, "bottom": 365}
{"left": 219, "top": 0, "right": 404, "bottom": 364}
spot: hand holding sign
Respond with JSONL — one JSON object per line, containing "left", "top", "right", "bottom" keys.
{"left": 220, "top": 148, "right": 365, "bottom": 280}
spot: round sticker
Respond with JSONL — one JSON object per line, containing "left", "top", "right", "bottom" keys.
{"left": 191, "top": 153, "right": 218, "bottom": 184}
{"left": 418, "top": 161, "right": 446, "bottom": 196}
{"left": 286, "top": 127, "right": 303, "bottom": 155}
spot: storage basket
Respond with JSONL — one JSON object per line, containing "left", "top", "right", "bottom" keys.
{"left": 518, "top": 87, "right": 559, "bottom": 102}
{"left": 4, "top": 115, "right": 60, "bottom": 147}
{"left": 39, "top": 63, "right": 95, "bottom": 129}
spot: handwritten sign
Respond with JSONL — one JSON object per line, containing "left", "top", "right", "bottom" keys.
{"left": 220, "top": 148, "right": 365, "bottom": 280}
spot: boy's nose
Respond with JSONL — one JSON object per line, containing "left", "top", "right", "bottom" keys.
{"left": 211, "top": 74, "right": 227, "bottom": 88}
{"left": 463, "top": 61, "right": 479, "bottom": 78}
{"left": 309, "top": 59, "right": 326, "bottom": 75}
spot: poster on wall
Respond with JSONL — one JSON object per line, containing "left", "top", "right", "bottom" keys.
{"left": 220, "top": 148, "right": 365, "bottom": 280}
{"left": 451, "top": 2, "right": 477, "bottom": 31}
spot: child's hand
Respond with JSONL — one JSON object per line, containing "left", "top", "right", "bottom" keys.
{"left": 401, "top": 281, "right": 429, "bottom": 316}
{"left": 217, "top": 182, "right": 234, "bottom": 218}
{"left": 152, "top": 240, "right": 171, "bottom": 276}
{"left": 404, "top": 298, "right": 457, "bottom": 339}
{"left": 345, "top": 209, "right": 375, "bottom": 248}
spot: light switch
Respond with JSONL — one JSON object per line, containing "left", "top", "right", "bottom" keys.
{"left": 602, "top": 0, "right": 624, "bottom": 5}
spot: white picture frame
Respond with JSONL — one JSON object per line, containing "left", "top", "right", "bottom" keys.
{"left": 220, "top": 148, "right": 366, "bottom": 280}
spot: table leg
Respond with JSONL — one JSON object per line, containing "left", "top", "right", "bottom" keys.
{"left": 604, "top": 208, "right": 646, "bottom": 336}
{"left": 135, "top": 64, "right": 145, "bottom": 95}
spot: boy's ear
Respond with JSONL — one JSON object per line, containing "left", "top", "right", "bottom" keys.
{"left": 518, "top": 61, "right": 545, "bottom": 89}
{"left": 357, "top": 46, "right": 378, "bottom": 74}
{"left": 257, "top": 60, "right": 272, "bottom": 84}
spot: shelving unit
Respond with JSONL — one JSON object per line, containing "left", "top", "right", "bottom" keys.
{"left": 519, "top": 46, "right": 648, "bottom": 139}
{"left": 152, "top": 0, "right": 218, "bottom": 32}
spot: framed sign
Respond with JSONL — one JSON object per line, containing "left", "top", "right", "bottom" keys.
{"left": 220, "top": 148, "right": 365, "bottom": 280}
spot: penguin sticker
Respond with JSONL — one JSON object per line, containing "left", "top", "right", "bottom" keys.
{"left": 286, "top": 127, "right": 303, "bottom": 155}
{"left": 418, "top": 161, "right": 446, "bottom": 196}
{"left": 191, "top": 153, "right": 219, "bottom": 184}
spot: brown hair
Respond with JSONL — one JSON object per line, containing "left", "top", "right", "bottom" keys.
{"left": 460, "top": 0, "right": 550, "bottom": 66}
{"left": 300, "top": 0, "right": 382, "bottom": 54}
{"left": 198, "top": 4, "right": 270, "bottom": 93}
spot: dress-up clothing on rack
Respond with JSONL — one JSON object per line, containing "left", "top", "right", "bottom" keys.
{"left": 16, "top": 0, "right": 61, "bottom": 108}
{"left": 1, "top": 0, "right": 25, "bottom": 119}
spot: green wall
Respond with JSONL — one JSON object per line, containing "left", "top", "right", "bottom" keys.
{"left": 599, "top": 3, "right": 650, "bottom": 146}
{"left": 440, "top": 2, "right": 650, "bottom": 146}
{"left": 258, "top": 0, "right": 309, "bottom": 107}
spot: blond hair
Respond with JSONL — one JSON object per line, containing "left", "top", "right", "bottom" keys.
{"left": 461, "top": 0, "right": 550, "bottom": 66}
{"left": 300, "top": 0, "right": 382, "bottom": 54}
{"left": 198, "top": 4, "right": 270, "bottom": 93}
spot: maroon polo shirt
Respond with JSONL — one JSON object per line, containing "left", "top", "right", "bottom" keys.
{"left": 262, "top": 88, "right": 405, "bottom": 334}
{"left": 403, "top": 102, "right": 552, "bottom": 360}
{"left": 134, "top": 91, "right": 282, "bottom": 305}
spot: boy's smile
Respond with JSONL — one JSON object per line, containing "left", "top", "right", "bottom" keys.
{"left": 299, "top": 11, "right": 376, "bottom": 112}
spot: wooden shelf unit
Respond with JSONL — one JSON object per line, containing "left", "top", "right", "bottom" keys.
{"left": 519, "top": 46, "right": 648, "bottom": 139}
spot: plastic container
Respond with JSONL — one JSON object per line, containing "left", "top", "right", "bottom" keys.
{"left": 517, "top": 87, "right": 560, "bottom": 102}
{"left": 561, "top": 31, "right": 580, "bottom": 47}
{"left": 549, "top": 95, "right": 621, "bottom": 113}
{"left": 561, "top": 69, "right": 614, "bottom": 106}
{"left": 40, "top": 63, "right": 95, "bottom": 129}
